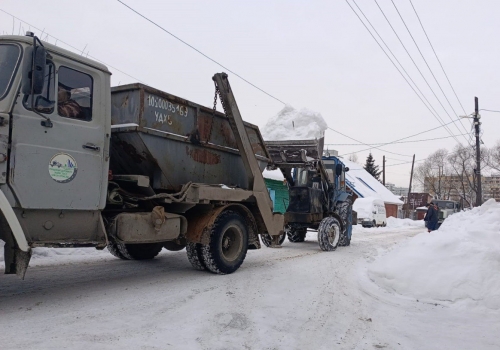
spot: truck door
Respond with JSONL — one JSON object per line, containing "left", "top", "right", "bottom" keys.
{"left": 10, "top": 60, "right": 107, "bottom": 210}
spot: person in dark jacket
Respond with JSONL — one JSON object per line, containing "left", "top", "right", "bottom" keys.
{"left": 424, "top": 201, "right": 439, "bottom": 232}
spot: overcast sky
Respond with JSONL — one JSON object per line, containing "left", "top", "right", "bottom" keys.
{"left": 1, "top": 0, "right": 499, "bottom": 187}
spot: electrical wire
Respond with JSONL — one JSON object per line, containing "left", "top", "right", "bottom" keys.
{"left": 390, "top": 0, "right": 471, "bottom": 144}
{"left": 327, "top": 126, "right": 413, "bottom": 157}
{"left": 480, "top": 109, "right": 500, "bottom": 113}
{"left": 373, "top": 0, "right": 464, "bottom": 146}
{"left": 410, "top": 1, "right": 477, "bottom": 151}
{"left": 116, "top": 0, "right": 287, "bottom": 105}
{"left": 324, "top": 133, "right": 468, "bottom": 146}
{"left": 408, "top": 0, "right": 468, "bottom": 116}
{"left": 0, "top": 8, "right": 144, "bottom": 84}
{"left": 346, "top": 0, "right": 461, "bottom": 150}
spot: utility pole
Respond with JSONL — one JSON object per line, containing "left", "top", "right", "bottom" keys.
{"left": 406, "top": 154, "right": 416, "bottom": 218}
{"left": 474, "top": 97, "right": 482, "bottom": 206}
{"left": 382, "top": 155, "right": 385, "bottom": 185}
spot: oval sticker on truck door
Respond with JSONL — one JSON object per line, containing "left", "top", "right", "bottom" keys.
{"left": 48, "top": 153, "right": 78, "bottom": 183}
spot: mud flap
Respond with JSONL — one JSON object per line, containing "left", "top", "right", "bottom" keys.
{"left": 4, "top": 245, "right": 32, "bottom": 279}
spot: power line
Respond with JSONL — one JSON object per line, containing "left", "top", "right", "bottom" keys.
{"left": 347, "top": 0, "right": 461, "bottom": 149}
{"left": 373, "top": 0, "right": 463, "bottom": 146}
{"left": 116, "top": 0, "right": 286, "bottom": 105}
{"left": 327, "top": 126, "right": 413, "bottom": 157}
{"left": 0, "top": 8, "right": 144, "bottom": 84}
{"left": 480, "top": 109, "right": 500, "bottom": 113}
{"left": 390, "top": 0, "right": 471, "bottom": 144}
{"left": 385, "top": 146, "right": 473, "bottom": 167}
{"left": 324, "top": 133, "right": 467, "bottom": 146}
{"left": 339, "top": 116, "right": 467, "bottom": 157}
{"left": 351, "top": 0, "right": 457, "bottom": 140}
{"left": 409, "top": 0, "right": 477, "bottom": 147}
{"left": 408, "top": 0, "right": 468, "bottom": 116}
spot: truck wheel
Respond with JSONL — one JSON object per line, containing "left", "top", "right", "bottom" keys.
{"left": 261, "top": 232, "right": 286, "bottom": 247}
{"left": 163, "top": 241, "right": 186, "bottom": 251}
{"left": 118, "top": 243, "right": 163, "bottom": 260}
{"left": 318, "top": 217, "right": 341, "bottom": 251}
{"left": 201, "top": 210, "right": 248, "bottom": 275}
{"left": 107, "top": 242, "right": 129, "bottom": 260}
{"left": 286, "top": 226, "right": 307, "bottom": 243}
{"left": 336, "top": 200, "right": 352, "bottom": 247}
{"left": 186, "top": 242, "right": 207, "bottom": 271}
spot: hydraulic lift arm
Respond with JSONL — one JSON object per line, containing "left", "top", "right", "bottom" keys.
{"left": 212, "top": 73, "right": 284, "bottom": 237}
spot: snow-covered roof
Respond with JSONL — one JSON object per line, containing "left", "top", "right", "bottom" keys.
{"left": 341, "top": 159, "right": 403, "bottom": 205}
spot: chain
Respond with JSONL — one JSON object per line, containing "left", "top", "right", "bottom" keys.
{"left": 212, "top": 82, "right": 219, "bottom": 117}
{"left": 207, "top": 82, "right": 220, "bottom": 143}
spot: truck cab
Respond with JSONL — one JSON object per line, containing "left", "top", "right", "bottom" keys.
{"left": 0, "top": 34, "right": 111, "bottom": 260}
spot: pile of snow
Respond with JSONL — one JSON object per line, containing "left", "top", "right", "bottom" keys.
{"left": 368, "top": 199, "right": 500, "bottom": 311}
{"left": 261, "top": 105, "right": 327, "bottom": 141}
{"left": 386, "top": 217, "right": 424, "bottom": 228}
{"left": 262, "top": 168, "right": 285, "bottom": 181}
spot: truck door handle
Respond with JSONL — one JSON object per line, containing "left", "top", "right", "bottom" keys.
{"left": 82, "top": 143, "right": 100, "bottom": 151}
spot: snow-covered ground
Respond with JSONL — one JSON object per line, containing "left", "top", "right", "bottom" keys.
{"left": 1, "top": 211, "right": 499, "bottom": 349}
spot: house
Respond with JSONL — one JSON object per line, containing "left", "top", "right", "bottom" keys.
{"left": 341, "top": 159, "right": 404, "bottom": 218}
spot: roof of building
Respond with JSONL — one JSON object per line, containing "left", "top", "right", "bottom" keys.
{"left": 341, "top": 159, "right": 404, "bottom": 205}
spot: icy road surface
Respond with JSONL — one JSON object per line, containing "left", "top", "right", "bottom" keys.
{"left": 1, "top": 226, "right": 498, "bottom": 350}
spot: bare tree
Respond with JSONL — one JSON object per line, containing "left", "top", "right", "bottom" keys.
{"left": 485, "top": 141, "right": 500, "bottom": 173}
{"left": 415, "top": 149, "right": 450, "bottom": 199}
{"left": 446, "top": 144, "right": 489, "bottom": 207}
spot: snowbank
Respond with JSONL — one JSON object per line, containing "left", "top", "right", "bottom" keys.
{"left": 261, "top": 105, "right": 327, "bottom": 141}
{"left": 386, "top": 217, "right": 424, "bottom": 228}
{"left": 368, "top": 199, "right": 500, "bottom": 311}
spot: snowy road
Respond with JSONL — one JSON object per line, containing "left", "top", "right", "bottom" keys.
{"left": 1, "top": 226, "right": 498, "bottom": 350}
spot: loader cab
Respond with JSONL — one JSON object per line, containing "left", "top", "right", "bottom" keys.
{"left": 322, "top": 156, "right": 348, "bottom": 191}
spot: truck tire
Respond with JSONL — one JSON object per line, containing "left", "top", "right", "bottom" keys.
{"left": 261, "top": 232, "right": 286, "bottom": 247}
{"left": 286, "top": 226, "right": 307, "bottom": 243}
{"left": 186, "top": 242, "right": 207, "bottom": 271}
{"left": 163, "top": 241, "right": 186, "bottom": 251}
{"left": 118, "top": 243, "right": 163, "bottom": 260}
{"left": 318, "top": 217, "right": 341, "bottom": 251}
{"left": 201, "top": 210, "right": 248, "bottom": 275}
{"left": 336, "top": 200, "right": 352, "bottom": 247}
{"left": 107, "top": 242, "right": 129, "bottom": 260}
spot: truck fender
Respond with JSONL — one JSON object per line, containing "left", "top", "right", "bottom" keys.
{"left": 0, "top": 190, "right": 29, "bottom": 252}
{"left": 184, "top": 204, "right": 260, "bottom": 249}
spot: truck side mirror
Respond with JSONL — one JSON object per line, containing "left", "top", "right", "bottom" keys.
{"left": 335, "top": 163, "right": 343, "bottom": 176}
{"left": 344, "top": 167, "right": 349, "bottom": 172}
{"left": 21, "top": 46, "right": 46, "bottom": 95}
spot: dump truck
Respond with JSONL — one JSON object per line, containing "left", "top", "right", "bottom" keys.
{"left": 0, "top": 33, "right": 284, "bottom": 278}
{"left": 263, "top": 140, "right": 354, "bottom": 250}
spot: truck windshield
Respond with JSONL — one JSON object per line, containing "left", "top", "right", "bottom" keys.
{"left": 0, "top": 44, "right": 21, "bottom": 100}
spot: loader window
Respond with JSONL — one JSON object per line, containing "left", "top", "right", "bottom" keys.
{"left": 58, "top": 66, "right": 93, "bottom": 121}
{"left": 0, "top": 44, "right": 21, "bottom": 100}
{"left": 23, "top": 61, "right": 56, "bottom": 114}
